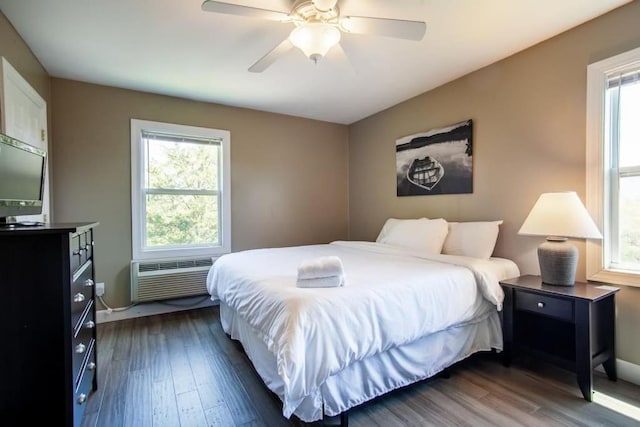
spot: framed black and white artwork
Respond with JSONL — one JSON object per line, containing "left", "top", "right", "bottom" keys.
{"left": 396, "top": 119, "right": 473, "bottom": 196}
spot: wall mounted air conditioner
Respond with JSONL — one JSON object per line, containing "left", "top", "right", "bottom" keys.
{"left": 131, "top": 258, "right": 213, "bottom": 303}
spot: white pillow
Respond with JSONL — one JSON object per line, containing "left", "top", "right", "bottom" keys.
{"left": 376, "top": 218, "right": 426, "bottom": 242}
{"left": 377, "top": 217, "right": 448, "bottom": 255}
{"left": 442, "top": 220, "right": 503, "bottom": 259}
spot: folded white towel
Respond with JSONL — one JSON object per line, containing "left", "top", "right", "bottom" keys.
{"left": 296, "top": 275, "right": 344, "bottom": 288}
{"left": 297, "top": 255, "right": 344, "bottom": 280}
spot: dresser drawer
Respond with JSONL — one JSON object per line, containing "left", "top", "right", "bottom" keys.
{"left": 73, "top": 305, "right": 95, "bottom": 383}
{"left": 78, "top": 230, "right": 93, "bottom": 264}
{"left": 515, "top": 291, "right": 573, "bottom": 322}
{"left": 70, "top": 230, "right": 93, "bottom": 274}
{"left": 74, "top": 340, "right": 96, "bottom": 427}
{"left": 70, "top": 234, "right": 81, "bottom": 273}
{"left": 71, "top": 261, "right": 93, "bottom": 331}
{"left": 83, "top": 229, "right": 93, "bottom": 261}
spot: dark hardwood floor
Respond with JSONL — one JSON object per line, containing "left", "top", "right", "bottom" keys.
{"left": 80, "top": 306, "right": 640, "bottom": 427}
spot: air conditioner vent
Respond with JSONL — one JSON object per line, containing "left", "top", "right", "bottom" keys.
{"left": 194, "top": 258, "right": 214, "bottom": 267}
{"left": 138, "top": 258, "right": 214, "bottom": 272}
{"left": 131, "top": 257, "right": 215, "bottom": 303}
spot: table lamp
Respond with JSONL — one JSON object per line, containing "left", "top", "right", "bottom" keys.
{"left": 518, "top": 191, "right": 602, "bottom": 286}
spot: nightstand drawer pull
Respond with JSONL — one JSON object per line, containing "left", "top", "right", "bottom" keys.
{"left": 537, "top": 302, "right": 545, "bottom": 308}
{"left": 73, "top": 293, "right": 85, "bottom": 303}
{"left": 77, "top": 393, "right": 87, "bottom": 404}
{"left": 75, "top": 343, "right": 86, "bottom": 354}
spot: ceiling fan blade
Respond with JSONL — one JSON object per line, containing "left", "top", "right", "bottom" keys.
{"left": 248, "top": 38, "right": 294, "bottom": 73}
{"left": 201, "top": 1, "right": 290, "bottom": 21}
{"left": 327, "top": 43, "right": 355, "bottom": 74}
{"left": 340, "top": 16, "right": 426, "bottom": 41}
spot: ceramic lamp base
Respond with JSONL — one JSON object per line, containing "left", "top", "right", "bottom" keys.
{"left": 537, "top": 238, "right": 578, "bottom": 286}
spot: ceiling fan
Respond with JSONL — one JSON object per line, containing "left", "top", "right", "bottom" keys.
{"left": 201, "top": 0, "right": 426, "bottom": 72}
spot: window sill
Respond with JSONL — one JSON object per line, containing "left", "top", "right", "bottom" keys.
{"left": 133, "top": 245, "right": 230, "bottom": 261}
{"left": 588, "top": 268, "right": 640, "bottom": 288}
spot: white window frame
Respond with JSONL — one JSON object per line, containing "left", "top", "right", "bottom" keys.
{"left": 131, "top": 118, "right": 231, "bottom": 261}
{"left": 586, "top": 46, "right": 640, "bottom": 287}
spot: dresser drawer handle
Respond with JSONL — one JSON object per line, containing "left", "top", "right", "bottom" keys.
{"left": 73, "top": 248, "right": 85, "bottom": 256}
{"left": 87, "top": 362, "right": 96, "bottom": 371}
{"left": 75, "top": 343, "right": 86, "bottom": 354}
{"left": 84, "top": 279, "right": 95, "bottom": 287}
{"left": 84, "top": 243, "right": 92, "bottom": 251}
{"left": 77, "top": 393, "right": 87, "bottom": 404}
{"left": 84, "top": 320, "right": 96, "bottom": 329}
{"left": 537, "top": 302, "right": 545, "bottom": 308}
{"left": 73, "top": 293, "right": 86, "bottom": 303}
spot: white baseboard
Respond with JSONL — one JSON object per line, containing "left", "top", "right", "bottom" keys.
{"left": 595, "top": 358, "right": 640, "bottom": 386}
{"left": 617, "top": 359, "right": 640, "bottom": 386}
{"left": 96, "top": 295, "right": 218, "bottom": 323}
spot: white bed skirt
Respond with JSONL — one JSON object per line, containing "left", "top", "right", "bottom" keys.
{"left": 219, "top": 302, "right": 503, "bottom": 422}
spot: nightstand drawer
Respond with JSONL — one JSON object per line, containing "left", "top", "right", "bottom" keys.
{"left": 515, "top": 291, "right": 573, "bottom": 321}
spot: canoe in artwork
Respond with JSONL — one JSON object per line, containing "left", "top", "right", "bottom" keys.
{"left": 407, "top": 156, "right": 444, "bottom": 191}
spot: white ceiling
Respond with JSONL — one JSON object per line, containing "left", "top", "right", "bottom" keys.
{"left": 0, "top": 0, "right": 632, "bottom": 124}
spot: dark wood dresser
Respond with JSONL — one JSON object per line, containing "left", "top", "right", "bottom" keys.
{"left": 0, "top": 222, "right": 99, "bottom": 426}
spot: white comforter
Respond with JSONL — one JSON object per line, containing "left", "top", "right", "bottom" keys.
{"left": 206, "top": 241, "right": 514, "bottom": 418}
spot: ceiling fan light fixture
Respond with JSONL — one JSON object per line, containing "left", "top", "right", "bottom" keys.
{"left": 289, "top": 23, "right": 341, "bottom": 64}
{"left": 201, "top": 0, "right": 427, "bottom": 72}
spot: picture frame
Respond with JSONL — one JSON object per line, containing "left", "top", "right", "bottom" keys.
{"left": 396, "top": 119, "right": 473, "bottom": 196}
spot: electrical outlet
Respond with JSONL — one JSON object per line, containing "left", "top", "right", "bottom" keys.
{"left": 96, "top": 282, "right": 105, "bottom": 297}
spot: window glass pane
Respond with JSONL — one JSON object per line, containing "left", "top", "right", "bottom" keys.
{"left": 619, "top": 80, "right": 640, "bottom": 168}
{"left": 145, "top": 194, "right": 219, "bottom": 247}
{"left": 618, "top": 176, "right": 640, "bottom": 267}
{"left": 146, "top": 138, "right": 219, "bottom": 190}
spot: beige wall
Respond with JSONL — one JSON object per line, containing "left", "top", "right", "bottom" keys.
{"left": 51, "top": 79, "right": 349, "bottom": 308}
{"left": 348, "top": 1, "right": 640, "bottom": 365}
{"left": 0, "top": 12, "right": 52, "bottom": 210}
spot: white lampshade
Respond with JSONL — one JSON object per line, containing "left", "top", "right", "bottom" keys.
{"left": 520, "top": 191, "right": 602, "bottom": 286}
{"left": 518, "top": 191, "right": 602, "bottom": 239}
{"left": 289, "top": 23, "right": 341, "bottom": 63}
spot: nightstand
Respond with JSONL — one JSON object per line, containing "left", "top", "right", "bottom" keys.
{"left": 499, "top": 274, "right": 619, "bottom": 402}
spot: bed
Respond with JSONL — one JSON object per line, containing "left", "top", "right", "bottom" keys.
{"left": 205, "top": 218, "right": 520, "bottom": 423}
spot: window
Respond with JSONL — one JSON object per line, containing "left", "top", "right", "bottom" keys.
{"left": 586, "top": 47, "right": 640, "bottom": 287}
{"left": 131, "top": 119, "right": 230, "bottom": 260}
